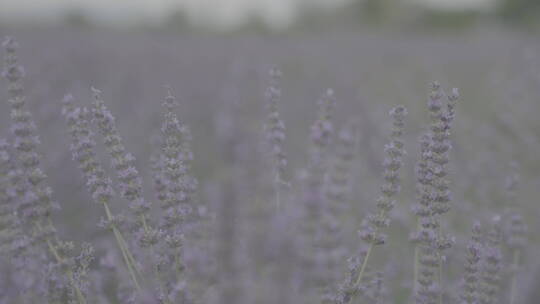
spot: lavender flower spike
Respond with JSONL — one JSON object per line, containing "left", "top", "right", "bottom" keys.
{"left": 479, "top": 217, "right": 503, "bottom": 304}
{"left": 351, "top": 105, "right": 407, "bottom": 302}
{"left": 61, "top": 94, "right": 142, "bottom": 290}
{"left": 155, "top": 89, "right": 199, "bottom": 302}
{"left": 460, "top": 222, "right": 482, "bottom": 304}
{"left": 3, "top": 36, "right": 86, "bottom": 304}
{"left": 263, "top": 66, "right": 288, "bottom": 212}
{"left": 90, "top": 87, "right": 158, "bottom": 250}
{"left": 0, "top": 139, "right": 28, "bottom": 259}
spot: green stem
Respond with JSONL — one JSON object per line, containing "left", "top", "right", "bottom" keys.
{"left": 114, "top": 227, "right": 141, "bottom": 290}
{"left": 347, "top": 242, "right": 375, "bottom": 303}
{"left": 355, "top": 243, "right": 374, "bottom": 287}
{"left": 103, "top": 203, "right": 142, "bottom": 290}
{"left": 349, "top": 209, "right": 389, "bottom": 303}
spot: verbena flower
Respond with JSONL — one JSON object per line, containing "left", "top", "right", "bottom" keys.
{"left": 502, "top": 166, "right": 527, "bottom": 304}
{"left": 501, "top": 166, "right": 527, "bottom": 251}
{"left": 412, "top": 134, "right": 440, "bottom": 304}
{"left": 325, "top": 121, "right": 357, "bottom": 219}
{"left": 2, "top": 36, "right": 86, "bottom": 304}
{"left": 413, "top": 83, "right": 459, "bottom": 304}
{"left": 62, "top": 96, "right": 116, "bottom": 208}
{"left": 317, "top": 121, "right": 359, "bottom": 301}
{"left": 428, "top": 83, "right": 458, "bottom": 218}
{"left": 90, "top": 88, "right": 157, "bottom": 248}
{"left": 309, "top": 88, "right": 336, "bottom": 172}
{"left": 298, "top": 88, "right": 337, "bottom": 298}
{"left": 61, "top": 95, "right": 144, "bottom": 291}
{"left": 335, "top": 250, "right": 367, "bottom": 304}
{"left": 2, "top": 37, "right": 57, "bottom": 229}
{"left": 460, "top": 222, "right": 482, "bottom": 304}
{"left": 157, "top": 90, "right": 198, "bottom": 236}
{"left": 359, "top": 105, "right": 407, "bottom": 245}
{"left": 0, "top": 139, "right": 28, "bottom": 259}
{"left": 263, "top": 66, "right": 288, "bottom": 212}
{"left": 345, "top": 105, "right": 407, "bottom": 303}
{"left": 479, "top": 217, "right": 503, "bottom": 304}
{"left": 154, "top": 89, "right": 199, "bottom": 302}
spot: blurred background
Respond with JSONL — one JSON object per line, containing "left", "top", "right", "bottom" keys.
{"left": 1, "top": 1, "right": 540, "bottom": 303}
{"left": 1, "top": 0, "right": 540, "bottom": 31}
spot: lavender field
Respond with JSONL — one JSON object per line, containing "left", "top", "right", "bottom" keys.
{"left": 1, "top": 27, "right": 540, "bottom": 304}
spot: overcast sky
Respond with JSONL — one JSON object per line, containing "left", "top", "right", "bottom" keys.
{"left": 0, "top": 0, "right": 496, "bottom": 28}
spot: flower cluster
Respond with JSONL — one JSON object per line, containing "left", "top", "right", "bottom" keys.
{"left": 2, "top": 37, "right": 57, "bottom": 226}
{"left": 90, "top": 88, "right": 158, "bottom": 249}
{"left": 460, "top": 222, "right": 483, "bottom": 304}
{"left": 347, "top": 105, "right": 406, "bottom": 304}
{"left": 158, "top": 91, "right": 198, "bottom": 235}
{"left": 62, "top": 96, "right": 115, "bottom": 209}
{"left": 61, "top": 95, "right": 143, "bottom": 291}
{"left": 310, "top": 88, "right": 336, "bottom": 169}
{"left": 155, "top": 90, "right": 199, "bottom": 302}
{"left": 359, "top": 105, "right": 407, "bottom": 246}
{"left": 325, "top": 121, "right": 357, "bottom": 215}
{"left": 2, "top": 36, "right": 87, "bottom": 304}
{"left": 428, "top": 83, "right": 458, "bottom": 217}
{"left": 479, "top": 218, "right": 503, "bottom": 304}
{"left": 298, "top": 88, "right": 337, "bottom": 296}
{"left": 263, "top": 67, "right": 288, "bottom": 212}
{"left": 2, "top": 34, "right": 535, "bottom": 304}
{"left": 0, "top": 139, "right": 28, "bottom": 258}
{"left": 412, "top": 83, "right": 459, "bottom": 304}
{"left": 412, "top": 134, "right": 440, "bottom": 304}
{"left": 319, "top": 122, "right": 358, "bottom": 301}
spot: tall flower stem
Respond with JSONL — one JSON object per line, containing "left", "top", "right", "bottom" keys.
{"left": 263, "top": 67, "right": 288, "bottom": 213}
{"left": 3, "top": 36, "right": 86, "bottom": 304}
{"left": 61, "top": 97, "right": 142, "bottom": 290}
{"left": 504, "top": 171, "right": 526, "bottom": 304}
{"left": 350, "top": 105, "right": 407, "bottom": 302}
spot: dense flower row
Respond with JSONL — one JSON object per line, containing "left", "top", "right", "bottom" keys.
{"left": 0, "top": 37, "right": 530, "bottom": 304}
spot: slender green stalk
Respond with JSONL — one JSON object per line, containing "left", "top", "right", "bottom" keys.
{"left": 354, "top": 208, "right": 388, "bottom": 289}
{"left": 355, "top": 243, "right": 374, "bottom": 288}
{"left": 350, "top": 106, "right": 407, "bottom": 303}
{"left": 102, "top": 203, "right": 141, "bottom": 290}
{"left": 61, "top": 101, "right": 143, "bottom": 291}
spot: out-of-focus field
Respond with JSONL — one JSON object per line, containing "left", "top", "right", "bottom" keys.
{"left": 1, "top": 27, "right": 540, "bottom": 302}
